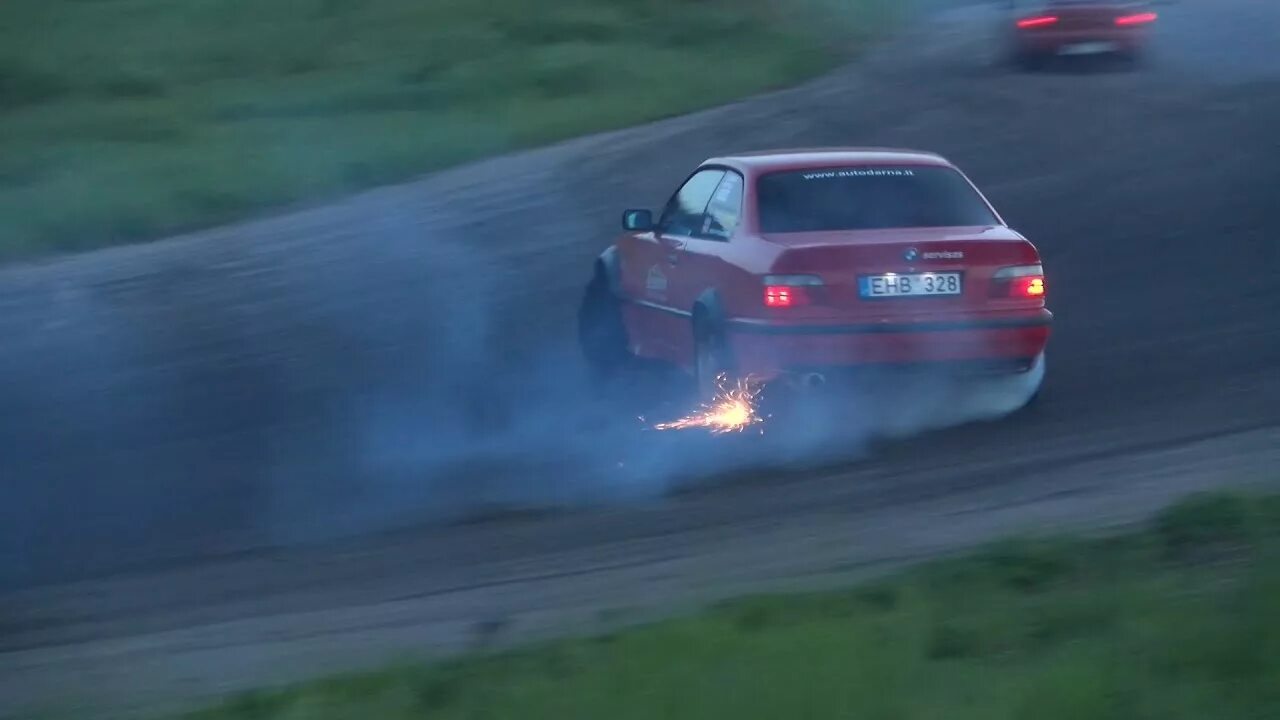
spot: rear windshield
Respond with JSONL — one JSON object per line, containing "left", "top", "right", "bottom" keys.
{"left": 756, "top": 166, "right": 1000, "bottom": 233}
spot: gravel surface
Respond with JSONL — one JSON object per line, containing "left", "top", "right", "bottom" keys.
{"left": 2, "top": 1, "right": 1278, "bottom": 717}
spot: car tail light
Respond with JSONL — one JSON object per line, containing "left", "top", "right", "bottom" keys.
{"left": 1115, "top": 12, "right": 1157, "bottom": 26}
{"left": 991, "top": 265, "right": 1046, "bottom": 299}
{"left": 764, "top": 286, "right": 806, "bottom": 308}
{"left": 763, "top": 274, "right": 822, "bottom": 308}
{"left": 1012, "top": 276, "right": 1046, "bottom": 297}
{"left": 1016, "top": 15, "right": 1059, "bottom": 29}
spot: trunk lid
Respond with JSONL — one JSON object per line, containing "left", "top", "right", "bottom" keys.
{"left": 762, "top": 225, "right": 1042, "bottom": 319}
{"left": 1044, "top": 2, "right": 1146, "bottom": 31}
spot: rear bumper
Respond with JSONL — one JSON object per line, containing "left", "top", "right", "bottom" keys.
{"left": 1015, "top": 29, "right": 1145, "bottom": 55}
{"left": 724, "top": 309, "right": 1052, "bottom": 381}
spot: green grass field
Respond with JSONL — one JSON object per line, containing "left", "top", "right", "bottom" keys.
{"left": 183, "top": 491, "right": 1280, "bottom": 720}
{"left": 0, "top": 0, "right": 895, "bottom": 261}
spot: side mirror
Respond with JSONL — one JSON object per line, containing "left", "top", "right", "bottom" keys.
{"left": 622, "top": 209, "right": 654, "bottom": 232}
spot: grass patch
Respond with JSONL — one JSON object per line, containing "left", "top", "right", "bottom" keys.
{"left": 0, "top": 0, "right": 897, "bottom": 260}
{"left": 178, "top": 490, "right": 1280, "bottom": 720}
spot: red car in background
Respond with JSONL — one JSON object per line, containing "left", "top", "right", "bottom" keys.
{"left": 1003, "top": 0, "right": 1159, "bottom": 69}
{"left": 578, "top": 148, "right": 1051, "bottom": 407}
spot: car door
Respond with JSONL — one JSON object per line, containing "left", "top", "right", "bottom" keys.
{"left": 644, "top": 168, "right": 726, "bottom": 359}
{"left": 670, "top": 169, "right": 745, "bottom": 314}
{"left": 654, "top": 167, "right": 726, "bottom": 297}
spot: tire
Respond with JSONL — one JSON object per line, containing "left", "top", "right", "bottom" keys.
{"left": 1012, "top": 49, "right": 1048, "bottom": 72}
{"left": 1115, "top": 49, "right": 1143, "bottom": 71}
{"left": 692, "top": 312, "right": 735, "bottom": 403}
{"left": 1013, "top": 351, "right": 1046, "bottom": 413}
{"left": 577, "top": 270, "right": 631, "bottom": 388}
{"left": 943, "top": 352, "right": 1045, "bottom": 424}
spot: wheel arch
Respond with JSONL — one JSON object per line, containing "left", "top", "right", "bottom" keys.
{"left": 692, "top": 288, "right": 727, "bottom": 335}
{"left": 594, "top": 245, "right": 623, "bottom": 296}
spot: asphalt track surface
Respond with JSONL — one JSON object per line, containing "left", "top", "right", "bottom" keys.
{"left": 3, "top": 1, "right": 1280, "bottom": 717}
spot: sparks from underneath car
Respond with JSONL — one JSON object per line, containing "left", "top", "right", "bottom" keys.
{"left": 652, "top": 373, "right": 765, "bottom": 434}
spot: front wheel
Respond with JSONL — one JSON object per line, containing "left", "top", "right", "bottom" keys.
{"left": 578, "top": 271, "right": 632, "bottom": 388}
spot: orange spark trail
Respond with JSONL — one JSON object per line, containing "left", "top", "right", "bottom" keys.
{"left": 653, "top": 374, "right": 764, "bottom": 435}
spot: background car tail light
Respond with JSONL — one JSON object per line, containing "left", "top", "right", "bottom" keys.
{"left": 1016, "top": 15, "right": 1059, "bottom": 29}
{"left": 763, "top": 274, "right": 822, "bottom": 308}
{"left": 1115, "top": 12, "right": 1157, "bottom": 26}
{"left": 990, "top": 265, "right": 1046, "bottom": 299}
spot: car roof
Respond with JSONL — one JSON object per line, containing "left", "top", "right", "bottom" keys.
{"left": 705, "top": 147, "right": 953, "bottom": 174}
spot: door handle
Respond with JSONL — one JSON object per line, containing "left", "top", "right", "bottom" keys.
{"left": 661, "top": 238, "right": 684, "bottom": 264}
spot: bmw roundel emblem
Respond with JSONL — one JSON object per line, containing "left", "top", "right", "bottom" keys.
{"left": 904, "top": 247, "right": 919, "bottom": 262}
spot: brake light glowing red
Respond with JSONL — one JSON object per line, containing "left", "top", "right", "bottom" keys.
{"left": 990, "top": 265, "right": 1046, "bottom": 300}
{"left": 1115, "top": 12, "right": 1157, "bottom": 26}
{"left": 1013, "top": 276, "right": 1046, "bottom": 298}
{"left": 764, "top": 286, "right": 809, "bottom": 308}
{"left": 1016, "top": 15, "right": 1059, "bottom": 29}
{"left": 763, "top": 274, "right": 822, "bottom": 308}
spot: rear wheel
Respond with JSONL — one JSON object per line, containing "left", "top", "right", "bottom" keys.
{"left": 1115, "top": 48, "right": 1143, "bottom": 70}
{"left": 945, "top": 353, "right": 1046, "bottom": 421}
{"left": 1012, "top": 49, "right": 1048, "bottom": 72}
{"left": 692, "top": 313, "right": 735, "bottom": 403}
{"left": 1012, "top": 352, "right": 1046, "bottom": 413}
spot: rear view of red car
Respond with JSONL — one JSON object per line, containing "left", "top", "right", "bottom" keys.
{"left": 1004, "top": 0, "right": 1159, "bottom": 69}
{"left": 578, "top": 148, "right": 1052, "bottom": 411}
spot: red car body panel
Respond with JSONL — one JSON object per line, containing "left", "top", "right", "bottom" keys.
{"left": 612, "top": 148, "right": 1052, "bottom": 382}
{"left": 1009, "top": 1, "right": 1157, "bottom": 56}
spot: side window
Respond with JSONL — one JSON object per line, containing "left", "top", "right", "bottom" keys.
{"left": 658, "top": 169, "right": 725, "bottom": 237}
{"left": 702, "top": 172, "right": 744, "bottom": 240}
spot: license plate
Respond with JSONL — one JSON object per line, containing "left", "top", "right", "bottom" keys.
{"left": 859, "top": 272, "right": 962, "bottom": 298}
{"left": 1059, "top": 41, "right": 1117, "bottom": 55}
